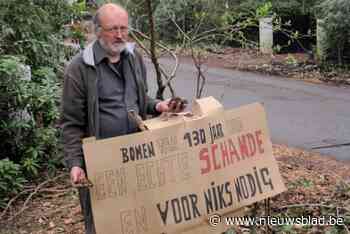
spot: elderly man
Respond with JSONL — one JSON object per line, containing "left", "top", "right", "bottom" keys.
{"left": 61, "top": 3, "right": 182, "bottom": 233}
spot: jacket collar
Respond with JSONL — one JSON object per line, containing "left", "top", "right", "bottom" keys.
{"left": 82, "top": 40, "right": 136, "bottom": 66}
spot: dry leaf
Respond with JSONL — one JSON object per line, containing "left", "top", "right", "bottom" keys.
{"left": 49, "top": 221, "right": 55, "bottom": 229}
{"left": 64, "top": 218, "right": 73, "bottom": 225}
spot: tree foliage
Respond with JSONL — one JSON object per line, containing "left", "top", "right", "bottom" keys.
{"left": 0, "top": 0, "right": 73, "bottom": 68}
{"left": 316, "top": 0, "right": 350, "bottom": 64}
{"left": 0, "top": 0, "right": 76, "bottom": 207}
{"left": 0, "top": 159, "right": 26, "bottom": 208}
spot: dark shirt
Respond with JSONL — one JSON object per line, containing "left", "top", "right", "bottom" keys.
{"left": 94, "top": 41, "right": 139, "bottom": 139}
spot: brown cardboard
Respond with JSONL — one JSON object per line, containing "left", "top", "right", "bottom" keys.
{"left": 191, "top": 96, "right": 224, "bottom": 116}
{"left": 83, "top": 97, "right": 286, "bottom": 234}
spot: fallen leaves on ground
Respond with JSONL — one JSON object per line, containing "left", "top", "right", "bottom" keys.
{"left": 232, "top": 145, "right": 350, "bottom": 234}
{"left": 179, "top": 48, "right": 350, "bottom": 86}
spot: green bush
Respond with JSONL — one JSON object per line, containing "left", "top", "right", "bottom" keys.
{"left": 0, "top": 56, "right": 63, "bottom": 207}
{"left": 272, "top": 0, "right": 320, "bottom": 16}
{"left": 0, "top": 0, "right": 76, "bottom": 206}
{"left": 0, "top": 56, "right": 62, "bottom": 174}
{"left": 0, "top": 0, "right": 73, "bottom": 68}
{"left": 0, "top": 159, "right": 26, "bottom": 208}
{"left": 316, "top": 0, "right": 350, "bottom": 64}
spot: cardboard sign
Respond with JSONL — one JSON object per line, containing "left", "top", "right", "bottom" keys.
{"left": 83, "top": 97, "right": 286, "bottom": 234}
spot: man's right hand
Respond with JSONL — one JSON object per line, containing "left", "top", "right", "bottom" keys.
{"left": 156, "top": 97, "right": 188, "bottom": 113}
{"left": 70, "top": 166, "right": 86, "bottom": 184}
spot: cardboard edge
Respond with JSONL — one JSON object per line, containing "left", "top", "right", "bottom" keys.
{"left": 83, "top": 137, "right": 96, "bottom": 144}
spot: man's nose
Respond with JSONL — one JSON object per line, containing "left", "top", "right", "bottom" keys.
{"left": 115, "top": 29, "right": 123, "bottom": 36}
{"left": 113, "top": 30, "right": 124, "bottom": 39}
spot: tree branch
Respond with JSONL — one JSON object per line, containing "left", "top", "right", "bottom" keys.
{"left": 2, "top": 173, "right": 68, "bottom": 221}
{"left": 130, "top": 29, "right": 178, "bottom": 97}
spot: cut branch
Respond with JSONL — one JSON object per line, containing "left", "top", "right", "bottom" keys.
{"left": 145, "top": 0, "right": 164, "bottom": 99}
{"left": 130, "top": 29, "right": 178, "bottom": 97}
{"left": 0, "top": 189, "right": 32, "bottom": 220}
{"left": 1, "top": 173, "right": 68, "bottom": 221}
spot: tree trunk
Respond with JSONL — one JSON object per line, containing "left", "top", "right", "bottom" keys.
{"left": 337, "top": 41, "right": 344, "bottom": 65}
{"left": 145, "top": 0, "right": 164, "bottom": 100}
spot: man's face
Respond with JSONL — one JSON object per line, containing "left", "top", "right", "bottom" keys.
{"left": 98, "top": 10, "right": 129, "bottom": 56}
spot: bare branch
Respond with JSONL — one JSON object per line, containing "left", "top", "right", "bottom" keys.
{"left": 145, "top": 0, "right": 164, "bottom": 99}
{"left": 0, "top": 189, "right": 32, "bottom": 220}
{"left": 193, "top": 13, "right": 207, "bottom": 37}
{"left": 168, "top": 12, "right": 191, "bottom": 43}
{"left": 170, "top": 15, "right": 210, "bottom": 99}
{"left": 130, "top": 29, "right": 178, "bottom": 97}
{"left": 7, "top": 173, "right": 67, "bottom": 221}
{"left": 131, "top": 29, "right": 178, "bottom": 78}
{"left": 129, "top": 30, "right": 152, "bottom": 57}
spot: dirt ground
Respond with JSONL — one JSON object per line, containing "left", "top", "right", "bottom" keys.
{"left": 1, "top": 144, "right": 349, "bottom": 234}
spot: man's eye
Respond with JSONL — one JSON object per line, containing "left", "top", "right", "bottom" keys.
{"left": 106, "top": 26, "right": 128, "bottom": 32}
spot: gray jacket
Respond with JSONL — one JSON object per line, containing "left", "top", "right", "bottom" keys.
{"left": 60, "top": 41, "right": 159, "bottom": 170}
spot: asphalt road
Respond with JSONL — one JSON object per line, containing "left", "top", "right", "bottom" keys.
{"left": 145, "top": 57, "right": 350, "bottom": 161}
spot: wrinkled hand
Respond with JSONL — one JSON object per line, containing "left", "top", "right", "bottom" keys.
{"left": 156, "top": 97, "right": 188, "bottom": 113}
{"left": 70, "top": 166, "right": 86, "bottom": 185}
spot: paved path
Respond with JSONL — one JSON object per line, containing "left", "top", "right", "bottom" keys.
{"left": 145, "top": 58, "right": 350, "bottom": 161}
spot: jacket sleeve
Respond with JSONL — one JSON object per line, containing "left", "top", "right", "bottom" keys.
{"left": 136, "top": 52, "right": 161, "bottom": 115}
{"left": 60, "top": 59, "right": 87, "bottom": 171}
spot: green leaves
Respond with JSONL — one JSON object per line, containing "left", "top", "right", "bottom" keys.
{"left": 0, "top": 0, "right": 75, "bottom": 208}
{"left": 0, "top": 55, "right": 62, "bottom": 205}
{"left": 0, "top": 159, "right": 27, "bottom": 207}
{"left": 289, "top": 177, "right": 314, "bottom": 189}
{"left": 0, "top": 0, "right": 73, "bottom": 68}
{"left": 0, "top": 56, "right": 22, "bottom": 75}
{"left": 22, "top": 154, "right": 40, "bottom": 176}
{"left": 316, "top": 0, "right": 350, "bottom": 64}
{"left": 256, "top": 2, "right": 273, "bottom": 19}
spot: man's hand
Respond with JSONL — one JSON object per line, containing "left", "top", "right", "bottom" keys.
{"left": 156, "top": 97, "right": 188, "bottom": 113}
{"left": 70, "top": 166, "right": 86, "bottom": 184}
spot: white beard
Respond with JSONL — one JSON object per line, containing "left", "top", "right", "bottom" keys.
{"left": 99, "top": 39, "right": 126, "bottom": 56}
{"left": 114, "top": 43, "right": 126, "bottom": 53}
